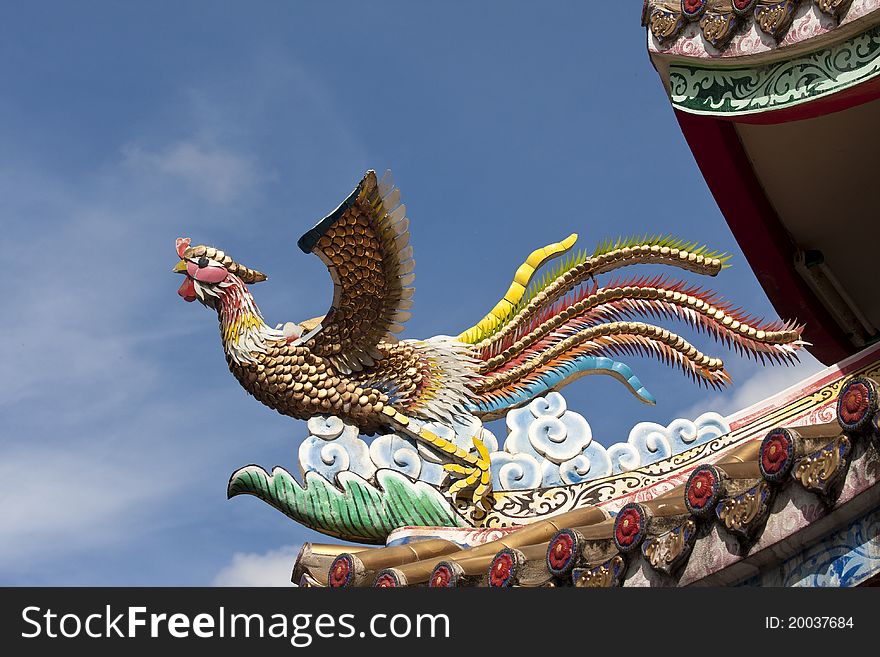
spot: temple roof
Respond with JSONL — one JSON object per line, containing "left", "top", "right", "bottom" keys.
{"left": 293, "top": 363, "right": 880, "bottom": 587}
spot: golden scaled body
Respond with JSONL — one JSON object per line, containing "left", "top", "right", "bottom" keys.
{"left": 225, "top": 338, "right": 428, "bottom": 437}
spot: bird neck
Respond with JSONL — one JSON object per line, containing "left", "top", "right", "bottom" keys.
{"left": 216, "top": 275, "right": 283, "bottom": 365}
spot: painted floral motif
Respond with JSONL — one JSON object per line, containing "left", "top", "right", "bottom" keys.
{"left": 733, "top": 0, "right": 758, "bottom": 12}
{"left": 761, "top": 430, "right": 793, "bottom": 478}
{"left": 687, "top": 467, "right": 718, "bottom": 511}
{"left": 648, "top": 7, "right": 688, "bottom": 42}
{"left": 489, "top": 551, "right": 515, "bottom": 587}
{"left": 328, "top": 555, "right": 353, "bottom": 588}
{"left": 836, "top": 377, "right": 877, "bottom": 431}
{"left": 818, "top": 0, "right": 854, "bottom": 14}
{"left": 683, "top": 0, "right": 707, "bottom": 17}
{"left": 700, "top": 10, "right": 742, "bottom": 49}
{"left": 547, "top": 531, "right": 576, "bottom": 573}
{"left": 839, "top": 382, "right": 870, "bottom": 424}
{"left": 755, "top": 0, "right": 799, "bottom": 40}
{"left": 374, "top": 572, "right": 398, "bottom": 588}
{"left": 615, "top": 506, "right": 645, "bottom": 550}
{"left": 430, "top": 564, "right": 453, "bottom": 588}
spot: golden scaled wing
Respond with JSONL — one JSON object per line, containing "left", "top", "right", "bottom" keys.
{"left": 296, "top": 170, "right": 414, "bottom": 373}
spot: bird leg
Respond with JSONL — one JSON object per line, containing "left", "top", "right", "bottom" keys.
{"left": 378, "top": 406, "right": 492, "bottom": 508}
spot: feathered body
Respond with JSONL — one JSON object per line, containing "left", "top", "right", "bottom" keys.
{"left": 215, "top": 276, "right": 476, "bottom": 435}
{"left": 175, "top": 169, "right": 805, "bottom": 502}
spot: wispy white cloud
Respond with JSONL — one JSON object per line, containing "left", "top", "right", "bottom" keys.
{"left": 0, "top": 448, "right": 167, "bottom": 567}
{"left": 213, "top": 546, "right": 299, "bottom": 586}
{"left": 0, "top": 130, "right": 271, "bottom": 579}
{"left": 122, "top": 141, "right": 267, "bottom": 204}
{"left": 679, "top": 353, "right": 827, "bottom": 421}
{"left": 0, "top": 165, "right": 191, "bottom": 408}
{"left": 0, "top": 40, "right": 378, "bottom": 582}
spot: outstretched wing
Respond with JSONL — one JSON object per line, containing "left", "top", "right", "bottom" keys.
{"left": 296, "top": 170, "right": 414, "bottom": 374}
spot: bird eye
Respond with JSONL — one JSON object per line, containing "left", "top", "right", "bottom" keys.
{"left": 197, "top": 256, "right": 209, "bottom": 268}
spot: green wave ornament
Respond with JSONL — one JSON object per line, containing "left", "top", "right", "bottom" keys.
{"left": 669, "top": 24, "right": 880, "bottom": 116}
{"left": 228, "top": 466, "right": 467, "bottom": 544}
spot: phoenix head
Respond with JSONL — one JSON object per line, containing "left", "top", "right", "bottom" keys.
{"left": 172, "top": 237, "right": 267, "bottom": 308}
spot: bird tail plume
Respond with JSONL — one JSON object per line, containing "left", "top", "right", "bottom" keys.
{"left": 459, "top": 234, "right": 805, "bottom": 420}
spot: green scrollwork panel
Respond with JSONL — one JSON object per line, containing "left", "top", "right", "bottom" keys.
{"left": 669, "top": 24, "right": 880, "bottom": 115}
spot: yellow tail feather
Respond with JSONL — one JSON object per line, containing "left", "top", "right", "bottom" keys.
{"left": 458, "top": 233, "right": 578, "bottom": 344}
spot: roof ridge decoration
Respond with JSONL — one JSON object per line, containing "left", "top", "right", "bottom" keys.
{"left": 299, "top": 373, "right": 880, "bottom": 587}
{"left": 643, "top": 0, "right": 852, "bottom": 50}
{"left": 228, "top": 395, "right": 729, "bottom": 540}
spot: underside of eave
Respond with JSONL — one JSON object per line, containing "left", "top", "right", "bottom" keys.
{"left": 673, "top": 110, "right": 855, "bottom": 365}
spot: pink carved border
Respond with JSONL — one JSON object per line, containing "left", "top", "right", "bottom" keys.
{"left": 649, "top": 1, "right": 880, "bottom": 59}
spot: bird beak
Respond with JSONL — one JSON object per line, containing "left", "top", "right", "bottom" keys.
{"left": 173, "top": 259, "right": 188, "bottom": 274}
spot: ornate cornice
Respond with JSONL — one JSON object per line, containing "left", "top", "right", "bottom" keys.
{"left": 644, "top": 0, "right": 879, "bottom": 59}
{"left": 667, "top": 21, "right": 880, "bottom": 114}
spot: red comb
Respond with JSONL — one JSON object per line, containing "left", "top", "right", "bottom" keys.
{"left": 176, "top": 237, "right": 191, "bottom": 258}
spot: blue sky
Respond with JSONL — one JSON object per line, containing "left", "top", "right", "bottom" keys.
{"left": 0, "top": 2, "right": 823, "bottom": 585}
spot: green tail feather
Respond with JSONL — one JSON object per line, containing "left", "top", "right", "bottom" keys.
{"left": 228, "top": 466, "right": 468, "bottom": 544}
{"left": 591, "top": 233, "right": 731, "bottom": 264}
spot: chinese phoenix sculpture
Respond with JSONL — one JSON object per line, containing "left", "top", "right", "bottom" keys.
{"left": 173, "top": 169, "right": 805, "bottom": 508}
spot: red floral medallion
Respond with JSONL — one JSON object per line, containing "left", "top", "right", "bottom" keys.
{"left": 615, "top": 506, "right": 644, "bottom": 550}
{"left": 489, "top": 552, "right": 515, "bottom": 588}
{"left": 733, "top": 0, "right": 755, "bottom": 11}
{"left": 374, "top": 572, "right": 398, "bottom": 588}
{"left": 430, "top": 565, "right": 453, "bottom": 588}
{"left": 761, "top": 430, "right": 791, "bottom": 478}
{"left": 839, "top": 382, "right": 870, "bottom": 426}
{"left": 328, "top": 555, "right": 352, "bottom": 588}
{"left": 686, "top": 467, "right": 717, "bottom": 512}
{"left": 682, "top": 0, "right": 706, "bottom": 17}
{"left": 547, "top": 532, "right": 575, "bottom": 573}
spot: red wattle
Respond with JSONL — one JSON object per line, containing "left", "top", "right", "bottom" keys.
{"left": 178, "top": 277, "right": 196, "bottom": 302}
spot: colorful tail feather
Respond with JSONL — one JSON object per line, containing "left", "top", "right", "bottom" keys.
{"left": 466, "top": 355, "right": 654, "bottom": 420}
{"left": 460, "top": 234, "right": 805, "bottom": 418}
